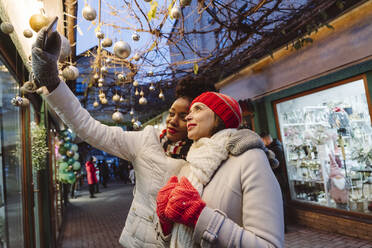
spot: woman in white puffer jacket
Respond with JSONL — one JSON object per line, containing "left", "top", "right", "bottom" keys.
{"left": 31, "top": 28, "right": 215, "bottom": 247}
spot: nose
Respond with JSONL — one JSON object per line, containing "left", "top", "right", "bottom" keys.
{"left": 169, "top": 115, "right": 178, "bottom": 126}
{"left": 185, "top": 113, "right": 192, "bottom": 121}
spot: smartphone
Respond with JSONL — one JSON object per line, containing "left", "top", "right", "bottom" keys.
{"left": 42, "top": 16, "right": 58, "bottom": 50}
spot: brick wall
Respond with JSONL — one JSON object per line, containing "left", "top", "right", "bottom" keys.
{"left": 290, "top": 208, "right": 372, "bottom": 241}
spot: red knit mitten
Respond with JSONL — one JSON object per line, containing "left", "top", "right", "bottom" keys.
{"left": 156, "top": 176, "right": 178, "bottom": 235}
{"left": 165, "top": 177, "right": 206, "bottom": 228}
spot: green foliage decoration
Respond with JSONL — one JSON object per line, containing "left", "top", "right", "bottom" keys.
{"left": 31, "top": 122, "right": 49, "bottom": 171}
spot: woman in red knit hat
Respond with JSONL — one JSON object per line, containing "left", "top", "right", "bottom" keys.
{"left": 156, "top": 92, "right": 284, "bottom": 247}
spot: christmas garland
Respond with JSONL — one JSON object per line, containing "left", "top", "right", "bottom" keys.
{"left": 31, "top": 122, "right": 49, "bottom": 171}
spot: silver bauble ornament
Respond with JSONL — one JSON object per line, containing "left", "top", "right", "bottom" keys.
{"left": 171, "top": 6, "right": 182, "bottom": 19}
{"left": 96, "top": 31, "right": 104, "bottom": 39}
{"left": 112, "top": 94, "right": 120, "bottom": 102}
{"left": 101, "top": 98, "right": 108, "bottom": 104}
{"left": 113, "top": 41, "right": 131, "bottom": 59}
{"left": 62, "top": 66, "right": 79, "bottom": 80}
{"left": 59, "top": 35, "right": 72, "bottom": 62}
{"left": 139, "top": 96, "right": 147, "bottom": 105}
{"left": 1, "top": 22, "right": 14, "bottom": 34}
{"left": 23, "top": 29, "right": 33, "bottom": 38}
{"left": 93, "top": 101, "right": 99, "bottom": 107}
{"left": 133, "top": 53, "right": 140, "bottom": 61}
{"left": 132, "top": 32, "right": 140, "bottom": 41}
{"left": 82, "top": 5, "right": 97, "bottom": 21}
{"left": 133, "top": 80, "right": 139, "bottom": 87}
{"left": 133, "top": 121, "right": 142, "bottom": 130}
{"left": 180, "top": 0, "right": 192, "bottom": 7}
{"left": 112, "top": 111, "right": 124, "bottom": 123}
{"left": 102, "top": 38, "right": 113, "bottom": 47}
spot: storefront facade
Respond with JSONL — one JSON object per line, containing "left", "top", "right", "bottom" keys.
{"left": 217, "top": 1, "right": 372, "bottom": 240}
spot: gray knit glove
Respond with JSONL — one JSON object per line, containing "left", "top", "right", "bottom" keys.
{"left": 31, "top": 27, "right": 61, "bottom": 92}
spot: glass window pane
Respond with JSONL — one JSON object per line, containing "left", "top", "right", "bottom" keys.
{"left": 276, "top": 78, "right": 372, "bottom": 214}
{"left": 0, "top": 60, "right": 24, "bottom": 246}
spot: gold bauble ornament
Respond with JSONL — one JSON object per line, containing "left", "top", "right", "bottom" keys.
{"left": 66, "top": 150, "right": 75, "bottom": 157}
{"left": 102, "top": 38, "right": 112, "bottom": 47}
{"left": 180, "top": 0, "right": 192, "bottom": 7}
{"left": 112, "top": 111, "right": 124, "bottom": 123}
{"left": 101, "top": 66, "right": 108, "bottom": 74}
{"left": 148, "top": 70, "right": 154, "bottom": 76}
{"left": 93, "top": 73, "right": 99, "bottom": 80}
{"left": 29, "top": 14, "right": 49, "bottom": 32}
{"left": 131, "top": 117, "right": 135, "bottom": 123}
{"left": 135, "top": 88, "right": 139, "bottom": 96}
{"left": 133, "top": 121, "right": 142, "bottom": 130}
{"left": 96, "top": 31, "right": 104, "bottom": 39}
{"left": 82, "top": 5, "right": 97, "bottom": 21}
{"left": 105, "top": 58, "right": 112, "bottom": 63}
{"left": 140, "top": 89, "right": 144, "bottom": 96}
{"left": 159, "top": 91, "right": 165, "bottom": 99}
{"left": 98, "top": 78, "right": 104, "bottom": 84}
{"left": 130, "top": 108, "right": 134, "bottom": 115}
{"left": 133, "top": 80, "right": 139, "bottom": 87}
{"left": 99, "top": 92, "right": 105, "bottom": 99}
{"left": 62, "top": 66, "right": 79, "bottom": 80}
{"left": 101, "top": 98, "right": 108, "bottom": 104}
{"left": 119, "top": 96, "right": 125, "bottom": 102}
{"left": 149, "top": 84, "right": 155, "bottom": 91}
{"left": 117, "top": 73, "right": 125, "bottom": 81}
{"left": 113, "top": 41, "right": 131, "bottom": 59}
{"left": 23, "top": 29, "right": 33, "bottom": 38}
{"left": 93, "top": 101, "right": 99, "bottom": 107}
{"left": 139, "top": 96, "right": 147, "bottom": 105}
{"left": 0, "top": 22, "right": 14, "bottom": 34}
{"left": 98, "top": 82, "right": 103, "bottom": 87}
{"left": 112, "top": 94, "right": 120, "bottom": 102}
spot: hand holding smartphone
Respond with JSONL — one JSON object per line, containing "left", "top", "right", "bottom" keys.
{"left": 42, "top": 16, "right": 58, "bottom": 50}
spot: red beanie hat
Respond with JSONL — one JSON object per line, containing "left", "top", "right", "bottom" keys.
{"left": 190, "top": 92, "right": 242, "bottom": 128}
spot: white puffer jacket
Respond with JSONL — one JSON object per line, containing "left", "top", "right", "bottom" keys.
{"left": 44, "top": 82, "right": 187, "bottom": 247}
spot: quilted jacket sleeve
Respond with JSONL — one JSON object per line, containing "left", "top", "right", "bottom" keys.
{"left": 193, "top": 149, "right": 284, "bottom": 248}
{"left": 44, "top": 82, "right": 147, "bottom": 162}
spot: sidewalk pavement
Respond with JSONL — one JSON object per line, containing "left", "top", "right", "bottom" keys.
{"left": 58, "top": 181, "right": 372, "bottom": 248}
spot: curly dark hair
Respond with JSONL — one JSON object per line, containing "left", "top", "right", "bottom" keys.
{"left": 175, "top": 77, "right": 217, "bottom": 101}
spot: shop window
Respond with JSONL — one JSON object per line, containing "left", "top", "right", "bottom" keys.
{"left": 0, "top": 61, "right": 24, "bottom": 246}
{"left": 275, "top": 76, "right": 372, "bottom": 214}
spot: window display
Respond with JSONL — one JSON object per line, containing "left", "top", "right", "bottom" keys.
{"left": 275, "top": 77, "right": 372, "bottom": 214}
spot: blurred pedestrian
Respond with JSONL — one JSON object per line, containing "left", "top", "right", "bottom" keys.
{"left": 129, "top": 166, "right": 135, "bottom": 185}
{"left": 85, "top": 156, "right": 98, "bottom": 198}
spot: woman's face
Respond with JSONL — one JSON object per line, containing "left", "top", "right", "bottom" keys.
{"left": 165, "top": 97, "right": 190, "bottom": 142}
{"left": 186, "top": 102, "right": 218, "bottom": 141}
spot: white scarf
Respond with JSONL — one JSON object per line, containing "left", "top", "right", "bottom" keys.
{"left": 170, "top": 129, "right": 237, "bottom": 248}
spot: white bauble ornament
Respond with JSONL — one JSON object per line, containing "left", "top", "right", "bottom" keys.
{"left": 133, "top": 121, "right": 142, "bottom": 130}
{"left": 59, "top": 35, "right": 71, "bottom": 62}
{"left": 119, "top": 96, "right": 125, "bottom": 102}
{"left": 149, "top": 84, "right": 155, "bottom": 91}
{"left": 96, "top": 31, "right": 104, "bottom": 39}
{"left": 132, "top": 32, "right": 140, "bottom": 41}
{"left": 101, "top": 98, "right": 108, "bottom": 104}
{"left": 139, "top": 96, "right": 147, "bottom": 105}
{"left": 113, "top": 41, "right": 131, "bottom": 59}
{"left": 117, "top": 73, "right": 125, "bottom": 81}
{"left": 102, "top": 38, "right": 112, "bottom": 47}
{"left": 62, "top": 66, "right": 79, "bottom": 80}
{"left": 133, "top": 53, "right": 140, "bottom": 61}
{"left": 159, "top": 91, "right": 164, "bottom": 99}
{"left": 93, "top": 73, "right": 99, "bottom": 80}
{"left": 101, "top": 66, "right": 108, "bottom": 74}
{"left": 171, "top": 6, "right": 182, "bottom": 19}
{"left": 82, "top": 5, "right": 97, "bottom": 21}
{"left": 133, "top": 80, "right": 139, "bottom": 87}
{"left": 29, "top": 14, "right": 49, "bottom": 32}
{"left": 1, "top": 22, "right": 14, "bottom": 34}
{"left": 112, "top": 111, "right": 124, "bottom": 123}
{"left": 112, "top": 94, "right": 120, "bottom": 102}
{"left": 98, "top": 78, "right": 104, "bottom": 84}
{"left": 23, "top": 29, "right": 33, "bottom": 38}
{"left": 98, "top": 82, "right": 103, "bottom": 87}
{"left": 180, "top": 0, "right": 192, "bottom": 7}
